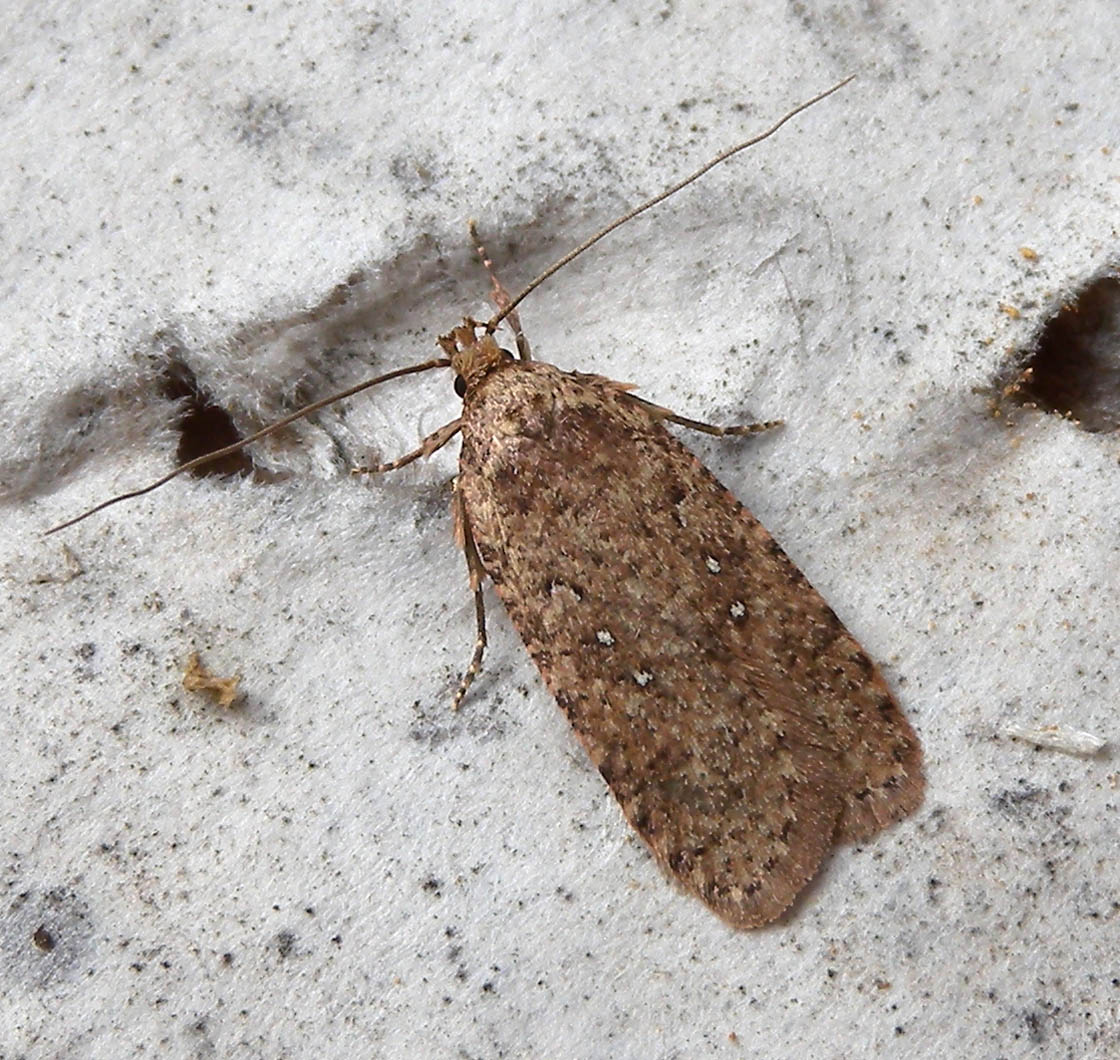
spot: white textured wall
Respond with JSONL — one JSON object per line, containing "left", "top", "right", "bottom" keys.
{"left": 2, "top": 1, "right": 1117, "bottom": 1056}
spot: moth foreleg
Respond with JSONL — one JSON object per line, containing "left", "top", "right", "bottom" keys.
{"left": 351, "top": 418, "right": 462, "bottom": 476}
{"left": 451, "top": 489, "right": 488, "bottom": 711}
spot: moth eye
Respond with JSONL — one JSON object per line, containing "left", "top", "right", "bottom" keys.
{"left": 499, "top": 348, "right": 515, "bottom": 361}
{"left": 454, "top": 375, "right": 467, "bottom": 398}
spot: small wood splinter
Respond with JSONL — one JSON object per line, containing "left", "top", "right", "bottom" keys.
{"left": 182, "top": 652, "right": 241, "bottom": 709}
{"left": 49, "top": 75, "right": 924, "bottom": 931}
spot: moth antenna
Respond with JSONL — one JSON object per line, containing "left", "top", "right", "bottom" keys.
{"left": 485, "top": 74, "right": 856, "bottom": 334}
{"left": 46, "top": 357, "right": 451, "bottom": 535}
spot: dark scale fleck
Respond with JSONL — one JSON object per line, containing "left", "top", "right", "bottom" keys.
{"left": 850, "top": 651, "right": 876, "bottom": 678}
{"left": 812, "top": 619, "right": 845, "bottom": 655}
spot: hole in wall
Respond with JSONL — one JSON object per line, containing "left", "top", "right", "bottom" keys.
{"left": 161, "top": 359, "right": 254, "bottom": 478}
{"left": 1010, "top": 270, "right": 1120, "bottom": 433}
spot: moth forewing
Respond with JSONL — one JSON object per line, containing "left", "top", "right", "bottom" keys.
{"left": 447, "top": 328, "right": 922, "bottom": 929}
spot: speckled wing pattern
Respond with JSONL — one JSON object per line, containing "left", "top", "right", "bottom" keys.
{"left": 456, "top": 359, "right": 924, "bottom": 930}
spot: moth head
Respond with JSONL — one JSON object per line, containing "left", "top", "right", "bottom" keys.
{"left": 438, "top": 319, "right": 514, "bottom": 397}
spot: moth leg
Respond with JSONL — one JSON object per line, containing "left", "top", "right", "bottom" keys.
{"left": 628, "top": 395, "right": 783, "bottom": 438}
{"left": 469, "top": 219, "right": 532, "bottom": 361}
{"left": 351, "top": 418, "right": 462, "bottom": 476}
{"left": 451, "top": 487, "right": 488, "bottom": 711}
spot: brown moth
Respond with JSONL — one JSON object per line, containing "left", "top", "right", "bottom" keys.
{"left": 49, "top": 77, "right": 923, "bottom": 930}
{"left": 443, "top": 322, "right": 922, "bottom": 929}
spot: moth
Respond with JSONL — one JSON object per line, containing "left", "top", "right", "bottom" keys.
{"left": 50, "top": 77, "right": 923, "bottom": 930}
